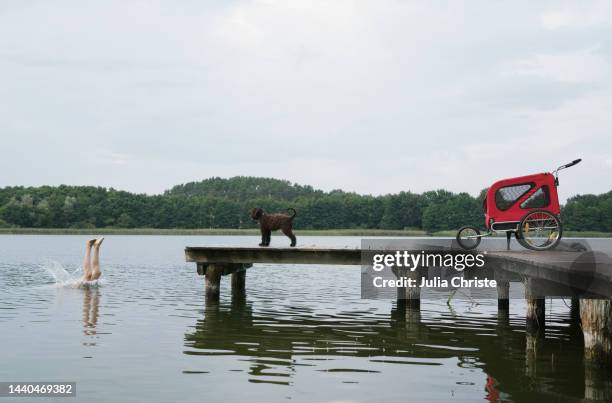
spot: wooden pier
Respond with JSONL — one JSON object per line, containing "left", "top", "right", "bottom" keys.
{"left": 185, "top": 242, "right": 612, "bottom": 365}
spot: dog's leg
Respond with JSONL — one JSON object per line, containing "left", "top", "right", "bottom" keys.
{"left": 259, "top": 228, "right": 266, "bottom": 247}
{"left": 282, "top": 228, "right": 296, "bottom": 247}
{"left": 265, "top": 230, "right": 272, "bottom": 246}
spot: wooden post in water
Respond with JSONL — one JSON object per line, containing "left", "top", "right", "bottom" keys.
{"left": 497, "top": 281, "right": 510, "bottom": 326}
{"left": 392, "top": 266, "right": 422, "bottom": 311}
{"left": 493, "top": 270, "right": 511, "bottom": 326}
{"left": 524, "top": 278, "right": 545, "bottom": 335}
{"left": 205, "top": 264, "right": 224, "bottom": 302}
{"left": 392, "top": 267, "right": 421, "bottom": 323}
{"left": 231, "top": 270, "right": 246, "bottom": 293}
{"left": 497, "top": 280, "right": 510, "bottom": 311}
{"left": 580, "top": 299, "right": 612, "bottom": 366}
{"left": 231, "top": 271, "right": 246, "bottom": 302}
{"left": 526, "top": 298, "right": 545, "bottom": 334}
{"left": 404, "top": 268, "right": 424, "bottom": 310}
{"left": 524, "top": 278, "right": 544, "bottom": 377}
{"left": 405, "top": 302, "right": 421, "bottom": 325}
{"left": 394, "top": 268, "right": 407, "bottom": 304}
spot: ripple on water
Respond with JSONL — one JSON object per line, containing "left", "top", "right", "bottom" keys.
{"left": 0, "top": 235, "right": 600, "bottom": 403}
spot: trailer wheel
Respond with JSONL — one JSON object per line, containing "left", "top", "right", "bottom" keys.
{"left": 456, "top": 226, "right": 482, "bottom": 250}
{"left": 517, "top": 210, "right": 562, "bottom": 251}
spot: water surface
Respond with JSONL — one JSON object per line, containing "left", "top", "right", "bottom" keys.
{"left": 0, "top": 235, "right": 605, "bottom": 402}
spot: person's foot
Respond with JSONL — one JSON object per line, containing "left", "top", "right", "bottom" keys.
{"left": 94, "top": 237, "right": 104, "bottom": 247}
{"left": 87, "top": 239, "right": 96, "bottom": 248}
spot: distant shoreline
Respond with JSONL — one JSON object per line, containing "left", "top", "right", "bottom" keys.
{"left": 1, "top": 227, "right": 611, "bottom": 237}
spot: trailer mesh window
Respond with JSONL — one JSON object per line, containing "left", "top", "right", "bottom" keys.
{"left": 520, "top": 186, "right": 550, "bottom": 209}
{"left": 495, "top": 183, "right": 533, "bottom": 211}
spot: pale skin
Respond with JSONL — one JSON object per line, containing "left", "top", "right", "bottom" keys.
{"left": 82, "top": 238, "right": 104, "bottom": 282}
{"left": 82, "top": 287, "right": 99, "bottom": 337}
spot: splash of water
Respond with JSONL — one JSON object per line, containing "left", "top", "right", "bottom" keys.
{"left": 41, "top": 260, "right": 103, "bottom": 288}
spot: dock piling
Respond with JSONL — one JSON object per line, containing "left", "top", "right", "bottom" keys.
{"left": 497, "top": 280, "right": 510, "bottom": 311}
{"left": 231, "top": 271, "right": 246, "bottom": 294}
{"left": 205, "top": 264, "right": 224, "bottom": 302}
{"left": 525, "top": 278, "right": 545, "bottom": 335}
{"left": 405, "top": 268, "right": 425, "bottom": 310}
{"left": 526, "top": 298, "right": 545, "bottom": 334}
{"left": 580, "top": 299, "right": 612, "bottom": 366}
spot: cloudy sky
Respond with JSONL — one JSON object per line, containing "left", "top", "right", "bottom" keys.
{"left": 1, "top": 1, "right": 611, "bottom": 200}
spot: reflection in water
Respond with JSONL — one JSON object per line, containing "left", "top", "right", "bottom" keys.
{"left": 184, "top": 296, "right": 612, "bottom": 401}
{"left": 585, "top": 364, "right": 612, "bottom": 402}
{"left": 485, "top": 375, "right": 500, "bottom": 402}
{"left": 82, "top": 288, "right": 100, "bottom": 343}
{"left": 3, "top": 235, "right": 612, "bottom": 402}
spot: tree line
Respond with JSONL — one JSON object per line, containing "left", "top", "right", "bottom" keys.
{"left": 0, "top": 177, "right": 610, "bottom": 233}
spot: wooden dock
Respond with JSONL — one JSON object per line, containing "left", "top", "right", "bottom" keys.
{"left": 186, "top": 246, "right": 362, "bottom": 265}
{"left": 185, "top": 245, "right": 612, "bottom": 297}
{"left": 185, "top": 242, "right": 612, "bottom": 365}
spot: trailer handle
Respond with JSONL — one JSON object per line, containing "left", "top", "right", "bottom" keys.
{"left": 552, "top": 158, "right": 581, "bottom": 185}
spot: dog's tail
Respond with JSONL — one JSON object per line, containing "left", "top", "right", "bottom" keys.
{"left": 287, "top": 208, "right": 297, "bottom": 218}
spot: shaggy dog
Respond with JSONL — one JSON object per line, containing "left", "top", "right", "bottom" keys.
{"left": 251, "top": 207, "right": 297, "bottom": 247}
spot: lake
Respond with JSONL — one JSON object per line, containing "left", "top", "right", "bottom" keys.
{"left": 0, "top": 235, "right": 605, "bottom": 402}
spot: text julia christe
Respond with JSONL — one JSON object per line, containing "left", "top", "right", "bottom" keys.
{"left": 373, "top": 276, "right": 497, "bottom": 288}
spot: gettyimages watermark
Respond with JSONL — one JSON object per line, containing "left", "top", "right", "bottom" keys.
{"left": 360, "top": 238, "right": 612, "bottom": 300}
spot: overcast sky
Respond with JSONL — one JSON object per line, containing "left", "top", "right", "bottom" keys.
{"left": 1, "top": 1, "right": 611, "bottom": 200}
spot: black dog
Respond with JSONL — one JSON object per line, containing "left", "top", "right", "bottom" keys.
{"left": 251, "top": 207, "right": 297, "bottom": 247}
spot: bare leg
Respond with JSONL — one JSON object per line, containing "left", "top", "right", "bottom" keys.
{"left": 90, "top": 238, "right": 104, "bottom": 281}
{"left": 82, "top": 239, "right": 95, "bottom": 281}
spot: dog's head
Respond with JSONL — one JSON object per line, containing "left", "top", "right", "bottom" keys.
{"left": 251, "top": 207, "right": 263, "bottom": 220}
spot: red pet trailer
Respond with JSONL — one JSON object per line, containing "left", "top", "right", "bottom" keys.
{"left": 456, "top": 159, "right": 581, "bottom": 251}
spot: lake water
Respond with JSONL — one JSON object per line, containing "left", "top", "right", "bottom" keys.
{"left": 0, "top": 235, "right": 608, "bottom": 402}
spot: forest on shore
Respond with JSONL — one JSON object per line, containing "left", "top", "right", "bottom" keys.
{"left": 0, "top": 177, "right": 610, "bottom": 233}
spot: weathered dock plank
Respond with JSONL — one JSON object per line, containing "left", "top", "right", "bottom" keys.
{"left": 185, "top": 246, "right": 605, "bottom": 275}
{"left": 185, "top": 246, "right": 362, "bottom": 265}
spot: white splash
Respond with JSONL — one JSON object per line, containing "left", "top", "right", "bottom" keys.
{"left": 41, "top": 260, "right": 104, "bottom": 288}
